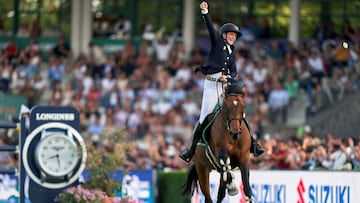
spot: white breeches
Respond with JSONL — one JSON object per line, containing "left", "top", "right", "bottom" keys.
{"left": 199, "top": 72, "right": 225, "bottom": 124}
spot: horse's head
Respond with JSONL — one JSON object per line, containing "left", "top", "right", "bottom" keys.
{"left": 222, "top": 84, "right": 245, "bottom": 140}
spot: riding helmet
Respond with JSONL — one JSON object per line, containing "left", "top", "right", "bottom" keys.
{"left": 219, "top": 23, "right": 242, "bottom": 38}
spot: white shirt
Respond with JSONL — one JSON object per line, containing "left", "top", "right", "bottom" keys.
{"left": 308, "top": 56, "right": 324, "bottom": 72}
{"left": 268, "top": 89, "right": 290, "bottom": 109}
{"left": 253, "top": 68, "right": 268, "bottom": 84}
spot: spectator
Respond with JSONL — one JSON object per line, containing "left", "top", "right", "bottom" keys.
{"left": 49, "top": 81, "right": 64, "bottom": 106}
{"left": 152, "top": 29, "right": 178, "bottom": 63}
{"left": 253, "top": 61, "right": 268, "bottom": 85}
{"left": 17, "top": 22, "right": 30, "bottom": 37}
{"left": 3, "top": 38, "right": 19, "bottom": 62}
{"left": 112, "top": 15, "right": 132, "bottom": 39}
{"left": 31, "top": 73, "right": 46, "bottom": 99}
{"left": 88, "top": 42, "right": 107, "bottom": 79}
{"left": 259, "top": 18, "right": 271, "bottom": 39}
{"left": 283, "top": 73, "right": 299, "bottom": 102}
{"left": 308, "top": 49, "right": 325, "bottom": 85}
{"left": 353, "top": 140, "right": 360, "bottom": 170}
{"left": 87, "top": 112, "right": 105, "bottom": 147}
{"left": 0, "top": 57, "right": 14, "bottom": 93}
{"left": 340, "top": 19, "right": 355, "bottom": 42}
{"left": 250, "top": 41, "right": 267, "bottom": 64}
{"left": 267, "top": 79, "right": 290, "bottom": 124}
{"left": 321, "top": 143, "right": 347, "bottom": 170}
{"left": 25, "top": 38, "right": 40, "bottom": 55}
{"left": 52, "top": 36, "right": 71, "bottom": 59}
{"left": 30, "top": 18, "right": 42, "bottom": 37}
{"left": 47, "top": 56, "right": 65, "bottom": 88}
{"left": 0, "top": 136, "right": 15, "bottom": 172}
{"left": 270, "top": 139, "right": 290, "bottom": 169}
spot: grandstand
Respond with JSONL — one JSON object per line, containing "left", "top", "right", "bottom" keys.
{"left": 0, "top": 0, "right": 360, "bottom": 202}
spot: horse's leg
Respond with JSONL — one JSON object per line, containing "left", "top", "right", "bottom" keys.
{"left": 195, "top": 165, "right": 212, "bottom": 203}
{"left": 217, "top": 178, "right": 227, "bottom": 203}
{"left": 239, "top": 158, "right": 253, "bottom": 202}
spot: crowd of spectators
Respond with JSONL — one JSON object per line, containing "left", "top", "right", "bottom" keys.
{"left": 1, "top": 19, "right": 360, "bottom": 172}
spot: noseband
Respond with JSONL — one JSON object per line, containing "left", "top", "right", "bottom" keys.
{"left": 222, "top": 93, "right": 244, "bottom": 140}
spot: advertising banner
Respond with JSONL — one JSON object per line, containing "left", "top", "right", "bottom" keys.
{"left": 0, "top": 169, "right": 155, "bottom": 203}
{"left": 192, "top": 170, "right": 360, "bottom": 203}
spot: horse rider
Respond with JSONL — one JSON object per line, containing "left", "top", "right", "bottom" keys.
{"left": 179, "top": 1, "right": 265, "bottom": 162}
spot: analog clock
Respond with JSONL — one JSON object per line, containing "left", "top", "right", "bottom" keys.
{"left": 35, "top": 132, "right": 80, "bottom": 179}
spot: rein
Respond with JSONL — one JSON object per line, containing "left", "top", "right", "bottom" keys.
{"left": 221, "top": 93, "right": 244, "bottom": 140}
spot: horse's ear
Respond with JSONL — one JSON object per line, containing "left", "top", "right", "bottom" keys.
{"left": 225, "top": 84, "right": 244, "bottom": 96}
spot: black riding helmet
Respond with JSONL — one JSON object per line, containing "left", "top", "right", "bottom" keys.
{"left": 219, "top": 23, "right": 242, "bottom": 39}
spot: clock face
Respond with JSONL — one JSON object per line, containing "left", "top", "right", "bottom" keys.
{"left": 35, "top": 133, "right": 80, "bottom": 177}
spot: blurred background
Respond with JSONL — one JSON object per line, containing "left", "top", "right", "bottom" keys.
{"left": 0, "top": 0, "right": 360, "bottom": 202}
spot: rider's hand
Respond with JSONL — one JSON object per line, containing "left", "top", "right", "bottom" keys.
{"left": 200, "top": 1, "right": 208, "bottom": 11}
{"left": 218, "top": 75, "right": 228, "bottom": 83}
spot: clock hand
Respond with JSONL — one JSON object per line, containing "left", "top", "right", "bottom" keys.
{"left": 57, "top": 155, "right": 61, "bottom": 167}
{"left": 48, "top": 154, "right": 59, "bottom": 159}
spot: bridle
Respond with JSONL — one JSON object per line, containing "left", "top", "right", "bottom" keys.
{"left": 221, "top": 93, "right": 244, "bottom": 140}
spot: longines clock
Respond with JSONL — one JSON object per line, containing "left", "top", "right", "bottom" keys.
{"left": 22, "top": 122, "right": 87, "bottom": 189}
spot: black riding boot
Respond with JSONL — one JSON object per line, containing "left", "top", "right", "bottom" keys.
{"left": 244, "top": 118, "right": 265, "bottom": 157}
{"left": 179, "top": 122, "right": 202, "bottom": 162}
{"left": 250, "top": 136, "right": 265, "bottom": 157}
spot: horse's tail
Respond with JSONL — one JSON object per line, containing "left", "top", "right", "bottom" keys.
{"left": 182, "top": 164, "right": 198, "bottom": 196}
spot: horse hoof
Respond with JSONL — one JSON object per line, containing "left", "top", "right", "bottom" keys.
{"left": 227, "top": 182, "right": 238, "bottom": 196}
{"left": 245, "top": 196, "right": 254, "bottom": 203}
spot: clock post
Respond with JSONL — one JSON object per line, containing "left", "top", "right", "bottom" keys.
{"left": 21, "top": 106, "right": 87, "bottom": 203}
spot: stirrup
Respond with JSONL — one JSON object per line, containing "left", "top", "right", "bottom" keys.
{"left": 179, "top": 151, "right": 191, "bottom": 162}
{"left": 253, "top": 144, "right": 265, "bottom": 157}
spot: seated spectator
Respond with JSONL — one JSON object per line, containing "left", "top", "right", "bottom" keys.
{"left": 307, "top": 49, "right": 325, "bottom": 85}
{"left": 87, "top": 112, "right": 105, "bottom": 148}
{"left": 47, "top": 56, "right": 65, "bottom": 88}
{"left": 0, "top": 136, "right": 16, "bottom": 172}
{"left": 112, "top": 15, "right": 132, "bottom": 39}
{"left": 0, "top": 57, "right": 14, "bottom": 93}
{"left": 49, "top": 82, "right": 64, "bottom": 106}
{"left": 31, "top": 73, "right": 46, "bottom": 98}
{"left": 17, "top": 22, "right": 30, "bottom": 37}
{"left": 88, "top": 42, "right": 107, "bottom": 79}
{"left": 283, "top": 73, "right": 299, "bottom": 102}
{"left": 3, "top": 38, "right": 19, "bottom": 62}
{"left": 321, "top": 143, "right": 347, "bottom": 170}
{"left": 25, "top": 38, "right": 40, "bottom": 55}
{"left": 270, "top": 139, "right": 290, "bottom": 169}
{"left": 30, "top": 18, "right": 42, "bottom": 37}
{"left": 267, "top": 79, "right": 290, "bottom": 124}
{"left": 353, "top": 142, "right": 360, "bottom": 170}
{"left": 52, "top": 36, "right": 71, "bottom": 59}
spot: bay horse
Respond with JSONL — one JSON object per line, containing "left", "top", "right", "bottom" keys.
{"left": 182, "top": 84, "right": 253, "bottom": 203}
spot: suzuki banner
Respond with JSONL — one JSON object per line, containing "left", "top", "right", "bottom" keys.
{"left": 192, "top": 170, "right": 360, "bottom": 203}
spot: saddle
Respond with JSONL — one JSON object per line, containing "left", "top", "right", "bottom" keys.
{"left": 198, "top": 110, "right": 220, "bottom": 145}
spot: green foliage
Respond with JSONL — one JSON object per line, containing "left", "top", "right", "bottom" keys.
{"left": 157, "top": 170, "right": 190, "bottom": 203}
{"left": 82, "top": 129, "right": 129, "bottom": 196}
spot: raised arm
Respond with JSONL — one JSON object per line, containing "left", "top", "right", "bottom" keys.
{"left": 200, "top": 1, "right": 218, "bottom": 43}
